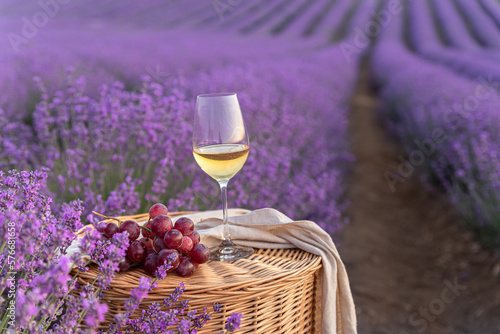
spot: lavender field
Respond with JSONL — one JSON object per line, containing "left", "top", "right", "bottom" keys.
{"left": 2, "top": 0, "right": 500, "bottom": 332}
{"left": 0, "top": 0, "right": 359, "bottom": 233}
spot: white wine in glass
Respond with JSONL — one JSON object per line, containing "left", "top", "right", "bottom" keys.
{"left": 193, "top": 144, "right": 249, "bottom": 180}
{"left": 193, "top": 93, "right": 254, "bottom": 261}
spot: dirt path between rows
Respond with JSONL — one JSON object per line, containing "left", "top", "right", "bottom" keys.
{"left": 338, "top": 60, "right": 500, "bottom": 334}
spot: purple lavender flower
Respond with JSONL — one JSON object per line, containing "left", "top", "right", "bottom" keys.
{"left": 164, "top": 283, "right": 186, "bottom": 308}
{"left": 176, "top": 319, "right": 191, "bottom": 334}
{"left": 124, "top": 276, "right": 152, "bottom": 314}
{"left": 82, "top": 296, "right": 109, "bottom": 328}
{"left": 155, "top": 263, "right": 169, "bottom": 281}
{"left": 213, "top": 303, "right": 222, "bottom": 313}
{"left": 225, "top": 313, "right": 242, "bottom": 332}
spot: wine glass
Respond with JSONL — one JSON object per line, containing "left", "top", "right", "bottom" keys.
{"left": 192, "top": 92, "right": 254, "bottom": 261}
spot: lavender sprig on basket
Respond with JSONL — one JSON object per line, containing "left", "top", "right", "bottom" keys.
{"left": 109, "top": 279, "right": 242, "bottom": 334}
{"left": 0, "top": 171, "right": 241, "bottom": 333}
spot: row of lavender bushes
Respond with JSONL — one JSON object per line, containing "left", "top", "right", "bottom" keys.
{"left": 0, "top": 0, "right": 362, "bottom": 120}
{"left": 1, "top": 46, "right": 356, "bottom": 233}
{"left": 1, "top": 0, "right": 357, "bottom": 40}
{"left": 371, "top": 11, "right": 500, "bottom": 249}
{"left": 0, "top": 26, "right": 311, "bottom": 120}
{"left": 407, "top": 0, "right": 500, "bottom": 83}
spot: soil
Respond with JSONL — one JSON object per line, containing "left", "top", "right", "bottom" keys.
{"left": 338, "top": 61, "right": 500, "bottom": 334}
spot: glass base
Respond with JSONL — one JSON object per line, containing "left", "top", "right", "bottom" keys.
{"left": 210, "top": 240, "right": 254, "bottom": 262}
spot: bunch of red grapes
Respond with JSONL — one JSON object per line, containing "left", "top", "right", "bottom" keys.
{"left": 96, "top": 203, "right": 210, "bottom": 277}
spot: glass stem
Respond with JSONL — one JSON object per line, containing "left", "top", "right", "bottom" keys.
{"left": 218, "top": 179, "right": 231, "bottom": 242}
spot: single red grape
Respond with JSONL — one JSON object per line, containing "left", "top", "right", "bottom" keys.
{"left": 143, "top": 253, "right": 159, "bottom": 277}
{"left": 144, "top": 248, "right": 157, "bottom": 258}
{"left": 191, "top": 243, "right": 210, "bottom": 264}
{"left": 118, "top": 257, "right": 132, "bottom": 272}
{"left": 175, "top": 256, "right": 195, "bottom": 277}
{"left": 149, "top": 203, "right": 168, "bottom": 219}
{"left": 151, "top": 215, "right": 173, "bottom": 238}
{"left": 141, "top": 248, "right": 157, "bottom": 265}
{"left": 154, "top": 237, "right": 167, "bottom": 252}
{"left": 174, "top": 217, "right": 194, "bottom": 236}
{"left": 96, "top": 222, "right": 107, "bottom": 233}
{"left": 187, "top": 231, "right": 200, "bottom": 246}
{"left": 178, "top": 236, "right": 193, "bottom": 255}
{"left": 118, "top": 220, "right": 140, "bottom": 241}
{"left": 157, "top": 249, "right": 180, "bottom": 271}
{"left": 139, "top": 237, "right": 154, "bottom": 249}
{"left": 127, "top": 240, "right": 147, "bottom": 263}
{"left": 143, "top": 221, "right": 155, "bottom": 239}
{"left": 102, "top": 222, "right": 118, "bottom": 239}
{"left": 163, "top": 229, "right": 183, "bottom": 249}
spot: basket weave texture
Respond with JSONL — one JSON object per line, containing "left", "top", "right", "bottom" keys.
{"left": 75, "top": 212, "right": 323, "bottom": 333}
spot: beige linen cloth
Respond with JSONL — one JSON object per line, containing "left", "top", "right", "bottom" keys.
{"left": 68, "top": 208, "right": 357, "bottom": 334}
{"left": 180, "top": 208, "right": 357, "bottom": 334}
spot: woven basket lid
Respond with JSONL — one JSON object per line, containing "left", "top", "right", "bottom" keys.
{"left": 75, "top": 212, "right": 323, "bottom": 333}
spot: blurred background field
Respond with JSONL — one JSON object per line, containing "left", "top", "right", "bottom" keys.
{"left": 2, "top": 0, "right": 500, "bottom": 332}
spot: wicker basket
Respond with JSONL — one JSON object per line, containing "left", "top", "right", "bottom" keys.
{"left": 74, "top": 213, "right": 323, "bottom": 333}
